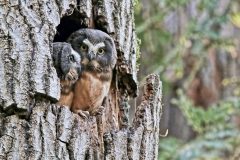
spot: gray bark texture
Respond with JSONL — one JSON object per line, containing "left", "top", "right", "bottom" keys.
{"left": 0, "top": 0, "right": 163, "bottom": 159}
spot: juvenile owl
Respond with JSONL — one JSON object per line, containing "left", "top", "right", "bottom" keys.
{"left": 52, "top": 42, "right": 81, "bottom": 107}
{"left": 67, "top": 29, "right": 117, "bottom": 115}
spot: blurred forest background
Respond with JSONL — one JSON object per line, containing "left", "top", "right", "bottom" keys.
{"left": 134, "top": 0, "right": 240, "bottom": 159}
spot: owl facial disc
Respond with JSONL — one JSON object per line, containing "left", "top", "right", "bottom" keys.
{"left": 67, "top": 28, "right": 117, "bottom": 72}
{"left": 83, "top": 39, "right": 105, "bottom": 60}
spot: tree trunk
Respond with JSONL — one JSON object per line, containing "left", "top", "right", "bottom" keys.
{"left": 0, "top": 0, "right": 162, "bottom": 159}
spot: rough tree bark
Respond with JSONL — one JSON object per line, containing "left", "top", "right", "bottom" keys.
{"left": 0, "top": 0, "right": 162, "bottom": 159}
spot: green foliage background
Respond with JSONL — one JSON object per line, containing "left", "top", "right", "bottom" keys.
{"left": 135, "top": 0, "right": 240, "bottom": 159}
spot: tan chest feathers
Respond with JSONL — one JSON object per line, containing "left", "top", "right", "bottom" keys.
{"left": 71, "top": 72, "right": 111, "bottom": 113}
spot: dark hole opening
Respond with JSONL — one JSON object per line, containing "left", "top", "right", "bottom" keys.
{"left": 53, "top": 10, "right": 87, "bottom": 42}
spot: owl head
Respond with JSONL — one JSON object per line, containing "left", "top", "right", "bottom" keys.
{"left": 67, "top": 29, "right": 117, "bottom": 72}
{"left": 52, "top": 42, "right": 81, "bottom": 80}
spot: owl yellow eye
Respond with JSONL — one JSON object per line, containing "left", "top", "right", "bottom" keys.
{"left": 80, "top": 44, "right": 88, "bottom": 51}
{"left": 98, "top": 48, "right": 105, "bottom": 55}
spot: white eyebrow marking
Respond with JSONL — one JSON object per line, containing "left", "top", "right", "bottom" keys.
{"left": 83, "top": 39, "right": 106, "bottom": 54}
{"left": 83, "top": 39, "right": 95, "bottom": 54}
{"left": 83, "top": 39, "right": 94, "bottom": 48}
{"left": 95, "top": 42, "right": 105, "bottom": 48}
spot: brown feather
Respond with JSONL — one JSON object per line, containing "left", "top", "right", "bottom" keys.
{"left": 71, "top": 71, "right": 112, "bottom": 114}
{"left": 57, "top": 68, "right": 79, "bottom": 108}
{"left": 57, "top": 79, "right": 75, "bottom": 108}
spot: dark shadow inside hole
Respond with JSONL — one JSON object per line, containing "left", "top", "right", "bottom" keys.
{"left": 54, "top": 10, "right": 87, "bottom": 42}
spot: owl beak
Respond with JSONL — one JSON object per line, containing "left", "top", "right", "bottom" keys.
{"left": 87, "top": 51, "right": 95, "bottom": 61}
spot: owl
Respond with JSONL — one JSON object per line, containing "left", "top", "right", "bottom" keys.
{"left": 67, "top": 29, "right": 117, "bottom": 115}
{"left": 52, "top": 42, "right": 82, "bottom": 107}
